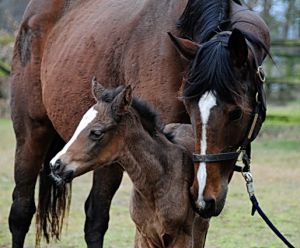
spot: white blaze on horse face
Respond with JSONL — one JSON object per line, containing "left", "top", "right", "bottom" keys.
{"left": 50, "top": 107, "right": 98, "bottom": 166}
{"left": 196, "top": 91, "right": 216, "bottom": 209}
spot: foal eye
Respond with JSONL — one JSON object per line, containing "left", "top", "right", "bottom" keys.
{"left": 89, "top": 129, "right": 104, "bottom": 141}
{"left": 229, "top": 108, "right": 243, "bottom": 121}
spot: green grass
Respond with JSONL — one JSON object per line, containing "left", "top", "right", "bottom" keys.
{"left": 271, "top": 39, "right": 300, "bottom": 47}
{"left": 0, "top": 60, "right": 10, "bottom": 76}
{"left": 0, "top": 35, "right": 15, "bottom": 45}
{"left": 265, "top": 99, "right": 300, "bottom": 125}
{"left": 206, "top": 124, "right": 300, "bottom": 248}
{"left": 0, "top": 119, "right": 299, "bottom": 248}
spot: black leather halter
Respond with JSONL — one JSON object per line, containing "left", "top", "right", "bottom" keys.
{"left": 193, "top": 35, "right": 266, "bottom": 173}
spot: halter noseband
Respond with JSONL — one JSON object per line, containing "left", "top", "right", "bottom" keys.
{"left": 193, "top": 34, "right": 266, "bottom": 173}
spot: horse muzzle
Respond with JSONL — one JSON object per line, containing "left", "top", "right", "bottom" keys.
{"left": 190, "top": 187, "right": 227, "bottom": 218}
{"left": 194, "top": 198, "right": 223, "bottom": 219}
{"left": 49, "top": 159, "right": 74, "bottom": 186}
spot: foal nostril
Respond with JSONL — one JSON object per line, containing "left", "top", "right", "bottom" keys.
{"left": 51, "top": 159, "right": 61, "bottom": 171}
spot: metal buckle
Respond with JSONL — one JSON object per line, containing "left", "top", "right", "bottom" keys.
{"left": 242, "top": 171, "right": 255, "bottom": 197}
{"left": 257, "top": 66, "right": 266, "bottom": 83}
{"left": 237, "top": 148, "right": 245, "bottom": 162}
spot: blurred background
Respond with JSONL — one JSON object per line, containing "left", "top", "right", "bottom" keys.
{"left": 0, "top": 0, "right": 299, "bottom": 117}
{"left": 0, "top": 1, "right": 299, "bottom": 247}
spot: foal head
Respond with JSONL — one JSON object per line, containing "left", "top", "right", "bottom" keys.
{"left": 49, "top": 79, "right": 138, "bottom": 184}
{"left": 169, "top": 29, "right": 267, "bottom": 218}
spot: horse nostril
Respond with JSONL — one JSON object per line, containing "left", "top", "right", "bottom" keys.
{"left": 205, "top": 197, "right": 216, "bottom": 213}
{"left": 51, "top": 159, "right": 61, "bottom": 171}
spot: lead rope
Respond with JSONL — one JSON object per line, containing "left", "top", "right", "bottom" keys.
{"left": 239, "top": 63, "right": 295, "bottom": 247}
{"left": 241, "top": 156, "right": 295, "bottom": 248}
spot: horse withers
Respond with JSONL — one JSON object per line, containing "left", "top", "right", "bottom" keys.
{"left": 9, "top": 0, "right": 189, "bottom": 246}
{"left": 49, "top": 79, "right": 207, "bottom": 247}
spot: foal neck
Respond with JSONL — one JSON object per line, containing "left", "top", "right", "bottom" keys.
{"left": 119, "top": 117, "right": 191, "bottom": 197}
{"left": 118, "top": 117, "right": 194, "bottom": 246}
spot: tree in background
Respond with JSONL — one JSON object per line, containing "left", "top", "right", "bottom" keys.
{"left": 243, "top": 0, "right": 300, "bottom": 39}
{"left": 0, "top": 0, "right": 298, "bottom": 39}
{"left": 0, "top": 0, "right": 30, "bottom": 33}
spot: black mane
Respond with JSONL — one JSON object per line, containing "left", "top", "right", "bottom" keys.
{"left": 177, "top": 0, "right": 232, "bottom": 42}
{"left": 131, "top": 98, "right": 163, "bottom": 136}
{"left": 183, "top": 33, "right": 244, "bottom": 104}
{"left": 177, "top": 0, "right": 269, "bottom": 104}
{"left": 100, "top": 86, "right": 163, "bottom": 136}
{"left": 183, "top": 31, "right": 269, "bottom": 104}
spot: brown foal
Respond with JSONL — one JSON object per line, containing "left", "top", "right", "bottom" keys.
{"left": 49, "top": 80, "right": 208, "bottom": 247}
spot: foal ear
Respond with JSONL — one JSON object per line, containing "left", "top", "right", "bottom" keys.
{"left": 228, "top": 29, "right": 248, "bottom": 67}
{"left": 167, "top": 32, "right": 200, "bottom": 61}
{"left": 92, "top": 76, "right": 105, "bottom": 101}
{"left": 111, "top": 85, "right": 132, "bottom": 119}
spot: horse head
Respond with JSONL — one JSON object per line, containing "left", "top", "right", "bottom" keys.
{"left": 169, "top": 28, "right": 267, "bottom": 218}
{"left": 49, "top": 78, "right": 133, "bottom": 185}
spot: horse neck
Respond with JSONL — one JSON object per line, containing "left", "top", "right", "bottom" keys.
{"left": 119, "top": 120, "right": 185, "bottom": 198}
{"left": 121, "top": 134, "right": 171, "bottom": 193}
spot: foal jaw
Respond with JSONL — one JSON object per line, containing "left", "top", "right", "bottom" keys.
{"left": 49, "top": 171, "right": 65, "bottom": 187}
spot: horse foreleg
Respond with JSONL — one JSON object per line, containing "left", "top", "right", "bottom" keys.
{"left": 192, "top": 215, "right": 210, "bottom": 248}
{"left": 84, "top": 163, "right": 123, "bottom": 248}
{"left": 8, "top": 120, "right": 54, "bottom": 248}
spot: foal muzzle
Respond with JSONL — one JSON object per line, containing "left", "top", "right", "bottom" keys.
{"left": 49, "top": 159, "right": 74, "bottom": 186}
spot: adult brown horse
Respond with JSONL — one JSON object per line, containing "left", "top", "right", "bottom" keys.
{"left": 10, "top": 0, "right": 189, "bottom": 247}
{"left": 9, "top": 0, "right": 269, "bottom": 247}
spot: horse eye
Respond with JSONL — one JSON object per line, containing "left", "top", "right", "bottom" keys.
{"left": 89, "top": 129, "right": 104, "bottom": 141}
{"left": 229, "top": 108, "right": 243, "bottom": 121}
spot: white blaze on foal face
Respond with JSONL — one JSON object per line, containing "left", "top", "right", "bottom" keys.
{"left": 196, "top": 91, "right": 216, "bottom": 209}
{"left": 50, "top": 107, "right": 98, "bottom": 166}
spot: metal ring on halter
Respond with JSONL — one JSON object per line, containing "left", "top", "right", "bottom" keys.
{"left": 256, "top": 66, "right": 266, "bottom": 83}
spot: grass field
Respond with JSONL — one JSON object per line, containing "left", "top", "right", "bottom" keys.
{"left": 0, "top": 115, "right": 299, "bottom": 247}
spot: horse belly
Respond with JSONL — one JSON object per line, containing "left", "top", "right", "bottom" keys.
{"left": 41, "top": 0, "right": 188, "bottom": 141}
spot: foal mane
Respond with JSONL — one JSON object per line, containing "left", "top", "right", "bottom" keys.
{"left": 131, "top": 99, "right": 163, "bottom": 136}
{"left": 100, "top": 86, "right": 163, "bottom": 136}
{"left": 177, "top": 0, "right": 242, "bottom": 42}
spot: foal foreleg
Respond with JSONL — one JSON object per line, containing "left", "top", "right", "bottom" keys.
{"left": 192, "top": 215, "right": 210, "bottom": 248}
{"left": 84, "top": 163, "right": 123, "bottom": 248}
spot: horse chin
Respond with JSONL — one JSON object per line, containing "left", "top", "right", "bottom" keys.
{"left": 190, "top": 191, "right": 227, "bottom": 219}
{"left": 49, "top": 169, "right": 74, "bottom": 187}
{"left": 195, "top": 205, "right": 223, "bottom": 219}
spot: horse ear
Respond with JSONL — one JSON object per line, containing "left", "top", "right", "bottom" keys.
{"left": 228, "top": 29, "right": 248, "bottom": 67}
{"left": 111, "top": 85, "right": 132, "bottom": 119}
{"left": 92, "top": 76, "right": 105, "bottom": 101}
{"left": 167, "top": 32, "right": 200, "bottom": 61}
